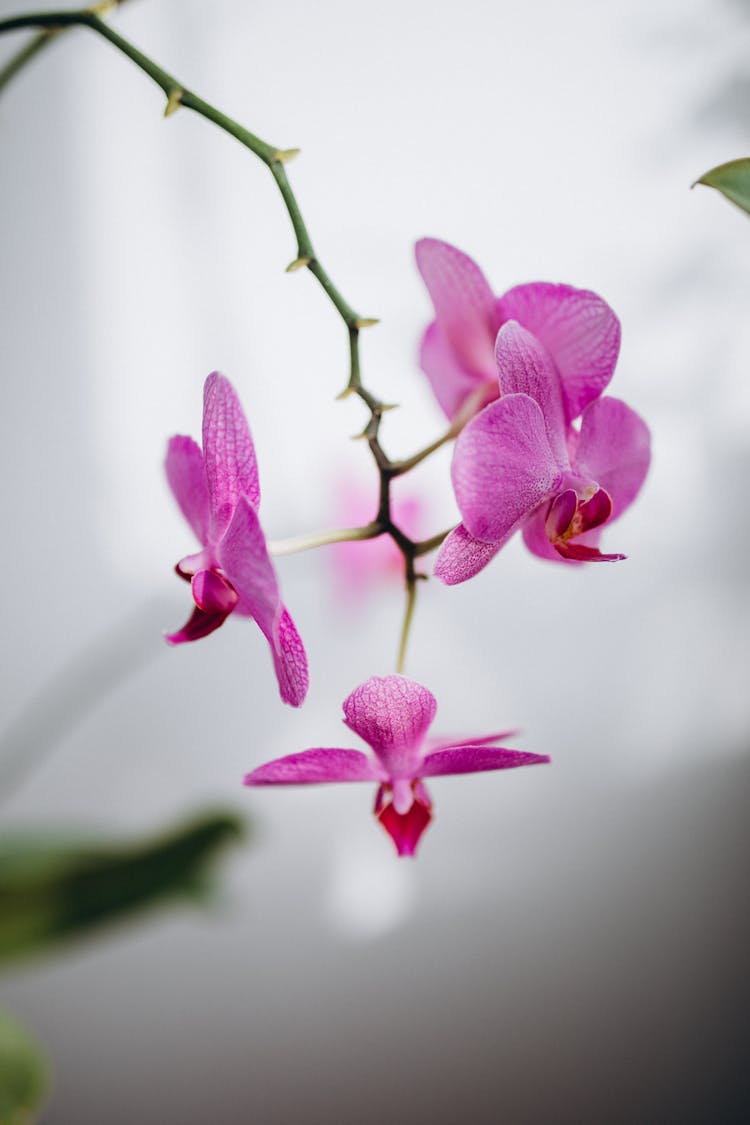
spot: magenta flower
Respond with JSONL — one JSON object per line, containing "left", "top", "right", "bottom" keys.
{"left": 416, "top": 237, "right": 621, "bottom": 424}
{"left": 244, "top": 674, "right": 549, "bottom": 856}
{"left": 165, "top": 372, "right": 309, "bottom": 707}
{"left": 435, "top": 322, "right": 651, "bottom": 583}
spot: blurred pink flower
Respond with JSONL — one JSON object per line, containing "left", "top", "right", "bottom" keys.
{"left": 329, "top": 479, "right": 425, "bottom": 599}
{"left": 435, "top": 323, "right": 651, "bottom": 583}
{"left": 416, "top": 237, "right": 621, "bottom": 424}
{"left": 165, "top": 372, "right": 308, "bottom": 706}
{"left": 244, "top": 674, "right": 548, "bottom": 856}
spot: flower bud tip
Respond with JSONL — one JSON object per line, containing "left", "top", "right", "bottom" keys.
{"left": 285, "top": 257, "right": 311, "bottom": 273}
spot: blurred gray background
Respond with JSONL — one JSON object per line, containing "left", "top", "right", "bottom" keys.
{"left": 1, "top": 0, "right": 748, "bottom": 1121}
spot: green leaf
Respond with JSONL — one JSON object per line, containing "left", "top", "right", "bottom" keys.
{"left": 0, "top": 1009, "right": 49, "bottom": 1125}
{"left": 0, "top": 810, "right": 245, "bottom": 969}
{"left": 694, "top": 158, "right": 750, "bottom": 216}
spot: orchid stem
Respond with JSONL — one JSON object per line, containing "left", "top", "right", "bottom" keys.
{"left": 268, "top": 523, "right": 382, "bottom": 557}
{"left": 396, "top": 575, "right": 418, "bottom": 675}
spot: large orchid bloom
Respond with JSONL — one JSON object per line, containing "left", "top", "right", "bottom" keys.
{"left": 416, "top": 237, "right": 621, "bottom": 425}
{"left": 165, "top": 372, "right": 309, "bottom": 707}
{"left": 244, "top": 674, "right": 549, "bottom": 856}
{"left": 435, "top": 322, "right": 651, "bottom": 584}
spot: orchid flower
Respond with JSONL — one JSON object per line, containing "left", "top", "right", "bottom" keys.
{"left": 244, "top": 674, "right": 549, "bottom": 856}
{"left": 165, "top": 372, "right": 309, "bottom": 706}
{"left": 416, "top": 237, "right": 621, "bottom": 425}
{"left": 435, "top": 322, "right": 651, "bottom": 583}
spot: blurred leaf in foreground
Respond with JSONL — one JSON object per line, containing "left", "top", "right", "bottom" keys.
{"left": 694, "top": 158, "right": 750, "bottom": 216}
{"left": 0, "top": 810, "right": 244, "bottom": 968}
{"left": 0, "top": 1009, "right": 49, "bottom": 1124}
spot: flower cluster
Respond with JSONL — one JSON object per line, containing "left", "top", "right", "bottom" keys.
{"left": 165, "top": 239, "right": 650, "bottom": 855}
{"left": 416, "top": 239, "right": 650, "bottom": 582}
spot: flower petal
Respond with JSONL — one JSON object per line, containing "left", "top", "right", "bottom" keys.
{"left": 426, "top": 730, "right": 520, "bottom": 752}
{"left": 574, "top": 397, "right": 651, "bottom": 520}
{"left": 496, "top": 282, "right": 621, "bottom": 423}
{"left": 191, "top": 569, "right": 239, "bottom": 615}
{"left": 376, "top": 785, "right": 432, "bottom": 857}
{"left": 244, "top": 748, "right": 381, "bottom": 786}
{"left": 433, "top": 523, "right": 504, "bottom": 585}
{"left": 165, "top": 435, "right": 210, "bottom": 545}
{"left": 420, "top": 745, "right": 550, "bottom": 776}
{"left": 452, "top": 394, "right": 562, "bottom": 542}
{"left": 415, "top": 238, "right": 497, "bottom": 376}
{"left": 494, "top": 322, "right": 568, "bottom": 465}
{"left": 217, "top": 496, "right": 280, "bottom": 637}
{"left": 419, "top": 322, "right": 496, "bottom": 421}
{"left": 164, "top": 604, "right": 231, "bottom": 645}
{"left": 342, "top": 675, "right": 437, "bottom": 773}
{"left": 522, "top": 505, "right": 603, "bottom": 565}
{"left": 269, "top": 607, "right": 309, "bottom": 708}
{"left": 202, "top": 372, "right": 260, "bottom": 538}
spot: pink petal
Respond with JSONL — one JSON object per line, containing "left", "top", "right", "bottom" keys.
{"left": 494, "top": 322, "right": 568, "bottom": 465}
{"left": 574, "top": 397, "right": 651, "bottom": 520}
{"left": 269, "top": 607, "right": 309, "bottom": 708}
{"left": 191, "top": 569, "right": 239, "bottom": 615}
{"left": 165, "top": 435, "right": 210, "bottom": 545}
{"left": 217, "top": 496, "right": 280, "bottom": 637}
{"left": 415, "top": 238, "right": 497, "bottom": 378}
{"left": 427, "top": 730, "right": 520, "bottom": 751}
{"left": 496, "top": 283, "right": 621, "bottom": 423}
{"left": 522, "top": 505, "right": 603, "bottom": 565}
{"left": 244, "top": 747, "right": 381, "bottom": 786}
{"left": 202, "top": 372, "right": 260, "bottom": 538}
{"left": 376, "top": 785, "right": 432, "bottom": 857}
{"left": 421, "top": 745, "right": 550, "bottom": 777}
{"left": 452, "top": 394, "right": 562, "bottom": 543}
{"left": 164, "top": 604, "right": 231, "bottom": 645}
{"left": 342, "top": 675, "right": 437, "bottom": 774}
{"left": 545, "top": 489, "right": 578, "bottom": 540}
{"left": 554, "top": 541, "right": 625, "bottom": 563}
{"left": 419, "top": 322, "right": 496, "bottom": 422}
{"left": 433, "top": 523, "right": 503, "bottom": 585}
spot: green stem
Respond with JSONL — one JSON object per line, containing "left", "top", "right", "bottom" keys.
{"left": 0, "top": 26, "right": 59, "bottom": 93}
{"left": 268, "top": 523, "right": 383, "bottom": 557}
{"left": 0, "top": 6, "right": 371, "bottom": 391}
{"left": 396, "top": 574, "right": 418, "bottom": 675}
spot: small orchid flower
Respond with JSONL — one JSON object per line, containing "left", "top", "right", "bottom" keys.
{"left": 435, "top": 322, "right": 651, "bottom": 584}
{"left": 416, "top": 237, "right": 621, "bottom": 425}
{"left": 244, "top": 674, "right": 548, "bottom": 856}
{"left": 165, "top": 372, "right": 309, "bottom": 706}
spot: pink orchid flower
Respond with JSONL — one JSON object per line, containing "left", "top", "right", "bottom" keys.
{"left": 165, "top": 372, "right": 309, "bottom": 707}
{"left": 435, "top": 322, "right": 651, "bottom": 584}
{"left": 244, "top": 674, "right": 549, "bottom": 856}
{"left": 416, "top": 237, "right": 621, "bottom": 425}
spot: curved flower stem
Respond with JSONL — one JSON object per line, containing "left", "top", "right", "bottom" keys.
{"left": 396, "top": 573, "right": 419, "bottom": 675}
{"left": 0, "top": 5, "right": 453, "bottom": 671}
{"left": 414, "top": 528, "right": 454, "bottom": 558}
{"left": 268, "top": 523, "right": 383, "bottom": 557}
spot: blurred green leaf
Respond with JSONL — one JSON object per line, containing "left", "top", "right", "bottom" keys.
{"left": 0, "top": 1009, "right": 49, "bottom": 1124}
{"left": 0, "top": 810, "right": 244, "bottom": 968}
{"left": 694, "top": 158, "right": 750, "bottom": 216}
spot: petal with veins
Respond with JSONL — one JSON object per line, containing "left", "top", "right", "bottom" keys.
{"left": 494, "top": 322, "right": 568, "bottom": 466}
{"left": 434, "top": 523, "right": 504, "bottom": 585}
{"left": 421, "top": 745, "right": 550, "bottom": 777}
{"left": 202, "top": 372, "right": 260, "bottom": 538}
{"left": 245, "top": 748, "right": 382, "bottom": 786}
{"left": 496, "top": 282, "right": 620, "bottom": 424}
{"left": 574, "top": 397, "right": 651, "bottom": 520}
{"left": 269, "top": 607, "right": 309, "bottom": 708}
{"left": 415, "top": 238, "right": 497, "bottom": 377}
{"left": 165, "top": 435, "right": 211, "bottom": 545}
{"left": 419, "top": 322, "right": 494, "bottom": 421}
{"left": 452, "top": 394, "right": 562, "bottom": 543}
{"left": 217, "top": 496, "right": 280, "bottom": 637}
{"left": 343, "top": 675, "right": 437, "bottom": 773}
